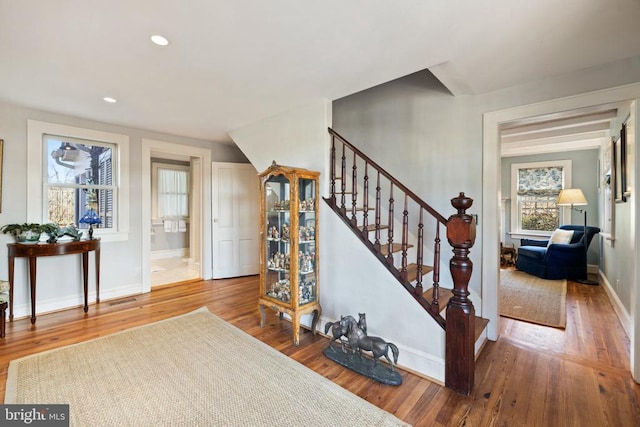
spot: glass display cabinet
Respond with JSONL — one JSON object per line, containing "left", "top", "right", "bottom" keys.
{"left": 258, "top": 162, "right": 321, "bottom": 346}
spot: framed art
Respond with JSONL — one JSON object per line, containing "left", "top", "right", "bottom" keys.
{"left": 613, "top": 123, "right": 627, "bottom": 203}
{"left": 621, "top": 122, "right": 630, "bottom": 198}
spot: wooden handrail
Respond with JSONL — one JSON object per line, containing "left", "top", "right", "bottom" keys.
{"left": 329, "top": 128, "right": 448, "bottom": 225}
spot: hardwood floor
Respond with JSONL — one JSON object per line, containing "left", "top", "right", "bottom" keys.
{"left": 1, "top": 275, "right": 638, "bottom": 426}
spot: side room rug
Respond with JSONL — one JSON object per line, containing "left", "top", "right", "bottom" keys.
{"left": 5, "top": 308, "right": 408, "bottom": 427}
{"left": 500, "top": 269, "right": 567, "bottom": 328}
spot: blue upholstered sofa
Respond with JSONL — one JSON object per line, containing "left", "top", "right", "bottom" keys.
{"left": 515, "top": 225, "right": 600, "bottom": 280}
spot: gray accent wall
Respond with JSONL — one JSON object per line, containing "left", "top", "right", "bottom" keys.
{"left": 500, "top": 150, "right": 600, "bottom": 265}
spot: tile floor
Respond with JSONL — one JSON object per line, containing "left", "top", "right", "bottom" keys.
{"left": 150, "top": 257, "right": 200, "bottom": 287}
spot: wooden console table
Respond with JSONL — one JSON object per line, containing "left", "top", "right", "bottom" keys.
{"left": 7, "top": 239, "right": 100, "bottom": 324}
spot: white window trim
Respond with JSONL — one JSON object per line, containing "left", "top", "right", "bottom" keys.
{"left": 151, "top": 162, "right": 190, "bottom": 225}
{"left": 27, "top": 120, "right": 130, "bottom": 242}
{"left": 509, "top": 159, "right": 572, "bottom": 238}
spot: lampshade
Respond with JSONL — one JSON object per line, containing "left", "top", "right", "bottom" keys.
{"left": 79, "top": 208, "right": 102, "bottom": 225}
{"left": 557, "top": 188, "right": 587, "bottom": 206}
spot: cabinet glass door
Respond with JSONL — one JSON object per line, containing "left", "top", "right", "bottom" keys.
{"left": 297, "top": 178, "right": 316, "bottom": 306}
{"left": 264, "top": 175, "right": 291, "bottom": 304}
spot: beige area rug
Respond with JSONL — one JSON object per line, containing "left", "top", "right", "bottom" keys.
{"left": 500, "top": 269, "right": 567, "bottom": 328}
{"left": 6, "top": 308, "right": 408, "bottom": 427}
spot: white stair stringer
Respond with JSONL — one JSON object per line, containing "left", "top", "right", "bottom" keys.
{"left": 320, "top": 201, "right": 450, "bottom": 382}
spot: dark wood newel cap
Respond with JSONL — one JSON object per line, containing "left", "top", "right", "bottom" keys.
{"left": 451, "top": 192, "right": 473, "bottom": 214}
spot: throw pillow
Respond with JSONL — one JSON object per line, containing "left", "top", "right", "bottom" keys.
{"left": 547, "top": 229, "right": 574, "bottom": 246}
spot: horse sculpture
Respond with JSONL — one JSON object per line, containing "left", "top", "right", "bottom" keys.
{"left": 324, "top": 315, "right": 353, "bottom": 352}
{"left": 341, "top": 316, "right": 399, "bottom": 372}
{"left": 357, "top": 312, "right": 367, "bottom": 335}
{"left": 324, "top": 314, "right": 367, "bottom": 352}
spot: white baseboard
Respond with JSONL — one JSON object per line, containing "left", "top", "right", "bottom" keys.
{"left": 599, "top": 270, "right": 632, "bottom": 337}
{"left": 10, "top": 283, "right": 144, "bottom": 321}
{"left": 151, "top": 249, "right": 189, "bottom": 260}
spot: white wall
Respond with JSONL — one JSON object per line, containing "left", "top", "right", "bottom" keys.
{"left": 228, "top": 100, "right": 331, "bottom": 178}
{"left": 0, "top": 100, "right": 247, "bottom": 319}
{"left": 322, "top": 204, "right": 447, "bottom": 381}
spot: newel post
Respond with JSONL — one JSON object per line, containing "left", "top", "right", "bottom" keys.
{"left": 445, "top": 192, "right": 476, "bottom": 395}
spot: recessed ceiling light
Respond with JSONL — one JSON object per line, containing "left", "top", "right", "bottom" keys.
{"left": 151, "top": 35, "right": 169, "bottom": 46}
{"left": 103, "top": 97, "right": 117, "bottom": 103}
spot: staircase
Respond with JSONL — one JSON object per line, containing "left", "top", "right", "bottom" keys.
{"left": 324, "top": 128, "right": 488, "bottom": 395}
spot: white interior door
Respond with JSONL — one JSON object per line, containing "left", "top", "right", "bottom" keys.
{"left": 212, "top": 162, "right": 259, "bottom": 278}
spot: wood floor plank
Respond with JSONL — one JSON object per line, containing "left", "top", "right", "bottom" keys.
{"left": 1, "top": 273, "right": 639, "bottom": 426}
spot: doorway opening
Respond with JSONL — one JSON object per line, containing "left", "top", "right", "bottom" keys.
{"left": 482, "top": 83, "right": 640, "bottom": 380}
{"left": 141, "top": 139, "right": 213, "bottom": 294}
{"left": 150, "top": 156, "right": 199, "bottom": 287}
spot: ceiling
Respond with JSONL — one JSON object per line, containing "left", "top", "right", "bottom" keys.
{"left": 1, "top": 1, "right": 640, "bottom": 144}
{"left": 500, "top": 102, "right": 629, "bottom": 157}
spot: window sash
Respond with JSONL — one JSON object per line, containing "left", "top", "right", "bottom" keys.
{"left": 43, "top": 134, "right": 117, "bottom": 230}
{"left": 27, "top": 120, "right": 130, "bottom": 242}
{"left": 517, "top": 194, "right": 560, "bottom": 232}
{"left": 510, "top": 160, "right": 572, "bottom": 235}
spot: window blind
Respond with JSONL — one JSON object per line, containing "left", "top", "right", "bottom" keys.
{"left": 517, "top": 167, "right": 564, "bottom": 196}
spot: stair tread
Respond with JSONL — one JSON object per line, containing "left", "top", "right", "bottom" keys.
{"left": 423, "top": 286, "right": 454, "bottom": 311}
{"left": 380, "top": 243, "right": 413, "bottom": 255}
{"left": 406, "top": 263, "right": 434, "bottom": 275}
{"left": 402, "top": 263, "right": 434, "bottom": 282}
{"left": 360, "top": 224, "right": 389, "bottom": 232}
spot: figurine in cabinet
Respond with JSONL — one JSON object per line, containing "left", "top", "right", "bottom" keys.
{"left": 258, "top": 162, "right": 321, "bottom": 346}
{"left": 281, "top": 223, "right": 290, "bottom": 240}
{"left": 269, "top": 225, "right": 279, "bottom": 239}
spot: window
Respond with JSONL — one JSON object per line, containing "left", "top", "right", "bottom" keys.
{"left": 510, "top": 160, "right": 571, "bottom": 235}
{"left": 27, "top": 120, "right": 129, "bottom": 241}
{"left": 151, "top": 162, "right": 190, "bottom": 220}
{"left": 45, "top": 135, "right": 115, "bottom": 229}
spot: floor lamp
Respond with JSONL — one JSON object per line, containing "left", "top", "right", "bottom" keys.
{"left": 557, "top": 188, "right": 598, "bottom": 285}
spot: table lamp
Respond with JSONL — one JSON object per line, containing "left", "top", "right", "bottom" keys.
{"left": 79, "top": 208, "right": 101, "bottom": 239}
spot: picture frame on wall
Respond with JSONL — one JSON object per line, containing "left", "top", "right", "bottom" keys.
{"left": 621, "top": 122, "right": 630, "bottom": 198}
{"left": 613, "top": 123, "right": 627, "bottom": 203}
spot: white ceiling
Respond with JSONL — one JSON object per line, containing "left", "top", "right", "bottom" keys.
{"left": 1, "top": 1, "right": 640, "bottom": 144}
{"left": 500, "top": 103, "right": 629, "bottom": 157}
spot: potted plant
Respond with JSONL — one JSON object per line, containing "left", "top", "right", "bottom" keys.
{"left": 1, "top": 223, "right": 59, "bottom": 244}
